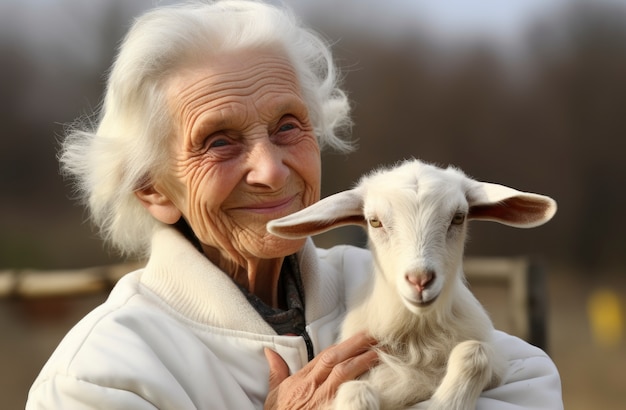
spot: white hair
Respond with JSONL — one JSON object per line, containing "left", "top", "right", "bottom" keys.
{"left": 60, "top": 0, "right": 353, "bottom": 257}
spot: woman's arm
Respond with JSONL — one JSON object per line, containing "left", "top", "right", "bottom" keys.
{"left": 410, "top": 330, "right": 563, "bottom": 410}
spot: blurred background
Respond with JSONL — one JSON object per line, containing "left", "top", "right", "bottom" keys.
{"left": 1, "top": 0, "right": 625, "bottom": 408}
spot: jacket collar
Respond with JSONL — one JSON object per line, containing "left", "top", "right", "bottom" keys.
{"left": 139, "top": 226, "right": 335, "bottom": 335}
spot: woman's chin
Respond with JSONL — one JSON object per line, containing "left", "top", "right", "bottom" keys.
{"left": 263, "top": 235, "right": 306, "bottom": 258}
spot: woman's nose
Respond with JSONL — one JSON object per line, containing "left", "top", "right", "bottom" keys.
{"left": 245, "top": 139, "right": 290, "bottom": 189}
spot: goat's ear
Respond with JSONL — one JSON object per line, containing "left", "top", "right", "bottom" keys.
{"left": 467, "top": 181, "right": 557, "bottom": 228}
{"left": 267, "top": 189, "right": 366, "bottom": 239}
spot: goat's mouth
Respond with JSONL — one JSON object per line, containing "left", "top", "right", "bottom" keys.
{"left": 403, "top": 293, "right": 439, "bottom": 310}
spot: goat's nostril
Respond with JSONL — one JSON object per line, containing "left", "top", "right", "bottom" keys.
{"left": 422, "top": 271, "right": 434, "bottom": 287}
{"left": 405, "top": 271, "right": 435, "bottom": 291}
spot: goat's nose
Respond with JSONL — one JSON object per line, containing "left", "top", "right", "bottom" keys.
{"left": 405, "top": 270, "right": 435, "bottom": 292}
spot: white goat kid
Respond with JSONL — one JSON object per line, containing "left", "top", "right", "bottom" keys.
{"left": 267, "top": 159, "right": 557, "bottom": 410}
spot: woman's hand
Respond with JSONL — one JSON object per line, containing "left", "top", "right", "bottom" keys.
{"left": 264, "top": 332, "right": 378, "bottom": 409}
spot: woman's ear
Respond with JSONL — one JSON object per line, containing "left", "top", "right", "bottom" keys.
{"left": 135, "top": 185, "right": 182, "bottom": 225}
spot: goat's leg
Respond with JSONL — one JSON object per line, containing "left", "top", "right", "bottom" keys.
{"left": 333, "top": 380, "right": 380, "bottom": 410}
{"left": 428, "top": 340, "right": 495, "bottom": 410}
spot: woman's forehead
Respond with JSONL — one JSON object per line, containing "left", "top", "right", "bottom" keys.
{"left": 169, "top": 49, "right": 297, "bottom": 90}
{"left": 167, "top": 51, "right": 301, "bottom": 111}
{"left": 163, "top": 50, "right": 308, "bottom": 146}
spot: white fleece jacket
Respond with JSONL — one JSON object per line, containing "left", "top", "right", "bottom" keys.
{"left": 26, "top": 226, "right": 563, "bottom": 409}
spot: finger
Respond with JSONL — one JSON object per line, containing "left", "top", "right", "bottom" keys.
{"left": 328, "top": 348, "right": 379, "bottom": 382}
{"left": 339, "top": 331, "right": 378, "bottom": 353}
{"left": 310, "top": 332, "right": 378, "bottom": 382}
{"left": 313, "top": 342, "right": 379, "bottom": 402}
{"left": 313, "top": 332, "right": 376, "bottom": 367}
{"left": 265, "top": 348, "right": 290, "bottom": 390}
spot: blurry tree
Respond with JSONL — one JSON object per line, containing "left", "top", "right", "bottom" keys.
{"left": 1, "top": 0, "right": 625, "bottom": 272}
{"left": 527, "top": 1, "right": 626, "bottom": 270}
{"left": 0, "top": 1, "right": 133, "bottom": 268}
{"left": 316, "top": 1, "right": 626, "bottom": 270}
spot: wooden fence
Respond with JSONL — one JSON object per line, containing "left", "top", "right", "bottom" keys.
{"left": 0, "top": 257, "right": 547, "bottom": 349}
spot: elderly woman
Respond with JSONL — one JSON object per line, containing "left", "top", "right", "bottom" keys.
{"left": 27, "top": 1, "right": 562, "bottom": 409}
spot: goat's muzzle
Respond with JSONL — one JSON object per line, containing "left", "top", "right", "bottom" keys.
{"left": 402, "top": 270, "right": 439, "bottom": 309}
{"left": 405, "top": 270, "right": 435, "bottom": 293}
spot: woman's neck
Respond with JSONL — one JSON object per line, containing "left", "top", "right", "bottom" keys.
{"left": 202, "top": 245, "right": 284, "bottom": 308}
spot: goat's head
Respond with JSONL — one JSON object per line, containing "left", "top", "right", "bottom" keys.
{"left": 267, "top": 159, "right": 557, "bottom": 314}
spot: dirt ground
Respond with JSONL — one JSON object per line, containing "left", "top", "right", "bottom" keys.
{"left": 545, "top": 264, "right": 626, "bottom": 410}
{"left": 1, "top": 262, "right": 624, "bottom": 409}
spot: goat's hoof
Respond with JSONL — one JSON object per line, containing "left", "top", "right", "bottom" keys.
{"left": 449, "top": 340, "right": 492, "bottom": 379}
{"left": 333, "top": 380, "right": 380, "bottom": 410}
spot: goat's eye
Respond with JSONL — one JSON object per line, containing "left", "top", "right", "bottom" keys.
{"left": 451, "top": 212, "right": 466, "bottom": 225}
{"left": 368, "top": 218, "right": 383, "bottom": 228}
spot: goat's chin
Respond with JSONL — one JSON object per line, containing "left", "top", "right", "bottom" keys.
{"left": 401, "top": 293, "right": 439, "bottom": 314}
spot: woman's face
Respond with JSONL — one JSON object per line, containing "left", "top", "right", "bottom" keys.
{"left": 154, "top": 50, "right": 321, "bottom": 264}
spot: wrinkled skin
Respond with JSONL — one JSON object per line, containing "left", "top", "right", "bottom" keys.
{"left": 136, "top": 49, "right": 321, "bottom": 306}
{"left": 265, "top": 332, "right": 379, "bottom": 410}
{"left": 135, "top": 49, "right": 377, "bottom": 409}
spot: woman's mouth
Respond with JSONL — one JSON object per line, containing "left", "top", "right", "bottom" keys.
{"left": 233, "top": 196, "right": 297, "bottom": 215}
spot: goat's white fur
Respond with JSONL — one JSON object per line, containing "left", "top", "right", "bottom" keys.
{"left": 268, "top": 159, "right": 557, "bottom": 410}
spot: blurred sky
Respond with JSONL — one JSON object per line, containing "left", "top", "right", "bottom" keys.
{"left": 289, "top": 0, "right": 571, "bottom": 43}
{"left": 0, "top": 0, "right": 622, "bottom": 87}
{"left": 3, "top": 0, "right": 624, "bottom": 53}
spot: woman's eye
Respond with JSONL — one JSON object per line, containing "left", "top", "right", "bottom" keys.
{"left": 272, "top": 118, "right": 302, "bottom": 145}
{"left": 451, "top": 212, "right": 466, "bottom": 225}
{"left": 278, "top": 123, "right": 296, "bottom": 133}
{"left": 368, "top": 218, "right": 383, "bottom": 228}
{"left": 208, "top": 138, "right": 229, "bottom": 149}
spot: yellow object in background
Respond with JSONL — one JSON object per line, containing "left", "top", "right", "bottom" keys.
{"left": 587, "top": 289, "right": 623, "bottom": 349}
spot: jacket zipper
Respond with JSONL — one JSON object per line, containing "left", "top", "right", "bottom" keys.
{"left": 302, "top": 330, "right": 315, "bottom": 361}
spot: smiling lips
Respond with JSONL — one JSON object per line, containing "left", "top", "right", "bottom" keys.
{"left": 234, "top": 195, "right": 297, "bottom": 215}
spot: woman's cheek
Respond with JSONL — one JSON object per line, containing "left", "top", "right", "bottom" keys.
{"left": 181, "top": 167, "right": 229, "bottom": 234}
